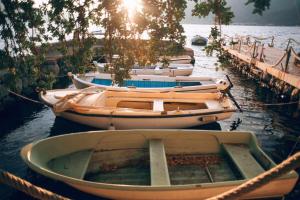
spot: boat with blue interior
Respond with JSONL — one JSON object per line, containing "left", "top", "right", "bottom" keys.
{"left": 70, "top": 72, "right": 230, "bottom": 93}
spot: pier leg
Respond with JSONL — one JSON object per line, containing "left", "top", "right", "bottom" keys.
{"left": 293, "top": 99, "right": 300, "bottom": 118}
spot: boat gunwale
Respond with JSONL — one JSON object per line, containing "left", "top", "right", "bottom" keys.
{"left": 72, "top": 73, "right": 220, "bottom": 92}
{"left": 21, "top": 130, "right": 298, "bottom": 192}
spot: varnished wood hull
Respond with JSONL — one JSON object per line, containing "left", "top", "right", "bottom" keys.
{"left": 55, "top": 110, "right": 234, "bottom": 129}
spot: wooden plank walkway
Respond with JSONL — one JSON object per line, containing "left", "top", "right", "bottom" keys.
{"left": 223, "top": 43, "right": 300, "bottom": 90}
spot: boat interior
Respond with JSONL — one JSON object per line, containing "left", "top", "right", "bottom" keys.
{"left": 50, "top": 90, "right": 228, "bottom": 113}
{"left": 43, "top": 132, "right": 276, "bottom": 187}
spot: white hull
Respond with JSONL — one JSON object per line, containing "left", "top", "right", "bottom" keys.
{"left": 71, "top": 72, "right": 230, "bottom": 92}
{"left": 68, "top": 178, "right": 297, "bottom": 200}
{"left": 56, "top": 110, "right": 234, "bottom": 129}
{"left": 95, "top": 62, "right": 194, "bottom": 76}
{"left": 131, "top": 67, "right": 192, "bottom": 76}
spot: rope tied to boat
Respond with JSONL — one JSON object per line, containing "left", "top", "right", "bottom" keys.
{"left": 7, "top": 89, "right": 45, "bottom": 105}
{"left": 207, "top": 152, "right": 300, "bottom": 200}
{"left": 0, "top": 169, "right": 69, "bottom": 200}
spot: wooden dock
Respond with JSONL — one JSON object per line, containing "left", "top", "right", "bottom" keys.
{"left": 222, "top": 37, "right": 300, "bottom": 98}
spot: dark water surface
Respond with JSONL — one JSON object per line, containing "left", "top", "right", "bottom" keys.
{"left": 1, "top": 25, "right": 300, "bottom": 199}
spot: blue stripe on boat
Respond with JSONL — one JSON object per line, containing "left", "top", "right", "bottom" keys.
{"left": 91, "top": 78, "right": 202, "bottom": 88}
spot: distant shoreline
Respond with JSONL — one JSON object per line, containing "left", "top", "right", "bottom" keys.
{"left": 181, "top": 23, "right": 300, "bottom": 27}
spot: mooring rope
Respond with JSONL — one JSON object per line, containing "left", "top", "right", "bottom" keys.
{"left": 263, "top": 101, "right": 300, "bottom": 106}
{"left": 207, "top": 152, "right": 300, "bottom": 200}
{"left": 291, "top": 48, "right": 300, "bottom": 61}
{"left": 288, "top": 38, "right": 300, "bottom": 46}
{"left": 0, "top": 169, "right": 70, "bottom": 200}
{"left": 7, "top": 90, "right": 45, "bottom": 105}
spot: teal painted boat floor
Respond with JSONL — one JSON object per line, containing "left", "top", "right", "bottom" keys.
{"left": 84, "top": 154, "right": 240, "bottom": 186}
{"left": 91, "top": 78, "right": 201, "bottom": 88}
{"left": 169, "top": 161, "right": 239, "bottom": 185}
{"left": 85, "top": 165, "right": 151, "bottom": 185}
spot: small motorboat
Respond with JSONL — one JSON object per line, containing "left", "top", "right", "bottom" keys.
{"left": 94, "top": 62, "right": 194, "bottom": 76}
{"left": 21, "top": 130, "right": 298, "bottom": 200}
{"left": 70, "top": 72, "right": 230, "bottom": 93}
{"left": 191, "top": 35, "right": 208, "bottom": 46}
{"left": 40, "top": 87, "right": 236, "bottom": 129}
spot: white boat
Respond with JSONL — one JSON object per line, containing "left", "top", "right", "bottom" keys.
{"left": 21, "top": 130, "right": 298, "bottom": 200}
{"left": 70, "top": 72, "right": 230, "bottom": 93}
{"left": 40, "top": 87, "right": 236, "bottom": 129}
{"left": 94, "top": 62, "right": 194, "bottom": 76}
{"left": 162, "top": 55, "right": 193, "bottom": 64}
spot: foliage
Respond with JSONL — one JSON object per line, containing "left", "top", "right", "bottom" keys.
{"left": 245, "top": 0, "right": 271, "bottom": 15}
{"left": 101, "top": 0, "right": 187, "bottom": 85}
{"left": 0, "top": 0, "right": 50, "bottom": 90}
{"left": 45, "top": 0, "right": 101, "bottom": 72}
{"left": 192, "top": 0, "right": 234, "bottom": 26}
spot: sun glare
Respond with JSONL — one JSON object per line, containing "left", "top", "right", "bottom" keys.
{"left": 122, "top": 0, "right": 142, "bottom": 19}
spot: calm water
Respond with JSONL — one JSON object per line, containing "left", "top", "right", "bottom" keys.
{"left": 1, "top": 25, "right": 300, "bottom": 200}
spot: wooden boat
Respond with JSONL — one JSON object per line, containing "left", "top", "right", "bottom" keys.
{"left": 40, "top": 87, "right": 236, "bottom": 129}
{"left": 21, "top": 130, "right": 298, "bottom": 200}
{"left": 70, "top": 72, "right": 230, "bottom": 93}
{"left": 94, "top": 62, "right": 194, "bottom": 76}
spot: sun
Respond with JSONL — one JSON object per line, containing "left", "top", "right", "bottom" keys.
{"left": 122, "top": 0, "right": 142, "bottom": 19}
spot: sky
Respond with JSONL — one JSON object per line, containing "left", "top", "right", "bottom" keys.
{"left": 33, "top": 0, "right": 300, "bottom": 26}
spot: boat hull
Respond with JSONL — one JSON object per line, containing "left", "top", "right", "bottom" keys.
{"left": 130, "top": 68, "right": 193, "bottom": 76}
{"left": 55, "top": 110, "right": 234, "bottom": 129}
{"left": 67, "top": 178, "right": 297, "bottom": 200}
{"left": 71, "top": 73, "right": 229, "bottom": 93}
{"left": 21, "top": 130, "right": 298, "bottom": 200}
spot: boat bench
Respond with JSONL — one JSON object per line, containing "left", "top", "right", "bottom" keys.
{"left": 49, "top": 150, "right": 93, "bottom": 179}
{"left": 223, "top": 144, "right": 265, "bottom": 179}
{"left": 149, "top": 139, "right": 170, "bottom": 186}
{"left": 153, "top": 100, "right": 164, "bottom": 112}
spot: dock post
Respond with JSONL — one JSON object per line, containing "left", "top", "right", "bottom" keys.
{"left": 286, "top": 38, "right": 291, "bottom": 51}
{"left": 294, "top": 99, "right": 300, "bottom": 118}
{"left": 284, "top": 47, "right": 292, "bottom": 72}
{"left": 259, "top": 44, "right": 264, "bottom": 62}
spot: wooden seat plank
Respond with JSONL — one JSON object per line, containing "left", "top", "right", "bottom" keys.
{"left": 223, "top": 144, "right": 265, "bottom": 179}
{"left": 48, "top": 150, "right": 93, "bottom": 179}
{"left": 153, "top": 99, "right": 164, "bottom": 112}
{"left": 149, "top": 139, "right": 170, "bottom": 186}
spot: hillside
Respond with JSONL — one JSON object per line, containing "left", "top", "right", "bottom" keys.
{"left": 183, "top": 0, "right": 300, "bottom": 26}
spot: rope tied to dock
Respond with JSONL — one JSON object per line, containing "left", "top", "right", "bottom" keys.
{"left": 7, "top": 89, "right": 45, "bottom": 105}
{"left": 207, "top": 152, "right": 300, "bottom": 200}
{"left": 0, "top": 169, "right": 70, "bottom": 200}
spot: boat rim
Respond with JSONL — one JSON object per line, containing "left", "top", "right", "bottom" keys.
{"left": 21, "top": 129, "right": 298, "bottom": 191}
